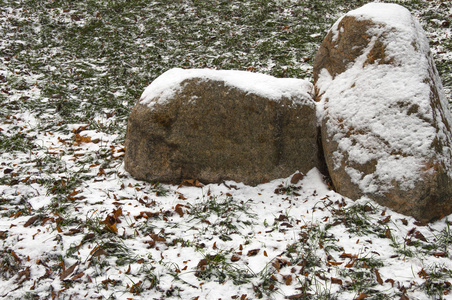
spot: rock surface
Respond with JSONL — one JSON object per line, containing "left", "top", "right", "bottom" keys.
{"left": 314, "top": 3, "right": 452, "bottom": 222}
{"left": 125, "top": 68, "right": 321, "bottom": 186}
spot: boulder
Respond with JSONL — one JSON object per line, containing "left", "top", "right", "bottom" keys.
{"left": 314, "top": 3, "right": 452, "bottom": 222}
{"left": 125, "top": 68, "right": 321, "bottom": 186}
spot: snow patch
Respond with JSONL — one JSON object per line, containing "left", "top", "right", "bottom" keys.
{"left": 139, "top": 68, "right": 314, "bottom": 108}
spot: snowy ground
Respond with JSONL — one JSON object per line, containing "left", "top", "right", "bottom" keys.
{"left": 1, "top": 0, "right": 452, "bottom": 299}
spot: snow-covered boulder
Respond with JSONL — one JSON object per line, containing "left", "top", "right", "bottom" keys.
{"left": 125, "top": 68, "right": 321, "bottom": 186}
{"left": 314, "top": 3, "right": 452, "bottom": 222}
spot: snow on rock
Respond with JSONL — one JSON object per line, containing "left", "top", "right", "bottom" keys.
{"left": 125, "top": 68, "right": 321, "bottom": 186}
{"left": 313, "top": 3, "right": 452, "bottom": 222}
{"left": 139, "top": 68, "right": 314, "bottom": 108}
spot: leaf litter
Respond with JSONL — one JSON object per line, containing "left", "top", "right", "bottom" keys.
{"left": 1, "top": 0, "right": 452, "bottom": 299}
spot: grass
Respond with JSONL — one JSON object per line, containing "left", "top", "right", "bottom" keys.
{"left": 1, "top": 0, "right": 452, "bottom": 299}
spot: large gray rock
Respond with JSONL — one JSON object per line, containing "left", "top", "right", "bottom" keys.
{"left": 314, "top": 3, "right": 452, "bottom": 222}
{"left": 125, "top": 68, "right": 321, "bottom": 186}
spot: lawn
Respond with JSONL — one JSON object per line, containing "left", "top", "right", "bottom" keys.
{"left": 1, "top": 0, "right": 452, "bottom": 299}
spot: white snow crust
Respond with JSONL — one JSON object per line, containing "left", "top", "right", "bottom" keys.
{"left": 139, "top": 68, "right": 314, "bottom": 108}
{"left": 317, "top": 3, "right": 452, "bottom": 193}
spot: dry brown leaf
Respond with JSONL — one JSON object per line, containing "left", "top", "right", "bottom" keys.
{"left": 374, "top": 269, "right": 383, "bottom": 285}
{"left": 414, "top": 231, "right": 427, "bottom": 242}
{"left": 340, "top": 252, "right": 358, "bottom": 259}
{"left": 178, "top": 179, "right": 204, "bottom": 188}
{"left": 150, "top": 234, "right": 166, "bottom": 242}
{"left": 16, "top": 266, "right": 31, "bottom": 284}
{"left": 379, "top": 216, "right": 391, "bottom": 224}
{"left": 331, "top": 277, "right": 343, "bottom": 285}
{"left": 73, "top": 133, "right": 91, "bottom": 146}
{"left": 72, "top": 125, "right": 88, "bottom": 134}
{"left": 433, "top": 252, "right": 447, "bottom": 257}
{"left": 273, "top": 260, "right": 281, "bottom": 272}
{"left": 63, "top": 228, "right": 82, "bottom": 236}
{"left": 345, "top": 259, "right": 357, "bottom": 268}
{"left": 284, "top": 275, "right": 293, "bottom": 285}
{"left": 290, "top": 172, "right": 304, "bottom": 184}
{"left": 175, "top": 204, "right": 185, "bottom": 217}
{"left": 231, "top": 254, "right": 240, "bottom": 262}
{"left": 384, "top": 228, "right": 392, "bottom": 239}
{"left": 356, "top": 293, "right": 368, "bottom": 299}
{"left": 130, "top": 280, "right": 142, "bottom": 295}
{"left": 60, "top": 263, "right": 78, "bottom": 280}
{"left": 71, "top": 272, "right": 84, "bottom": 281}
{"left": 24, "top": 216, "right": 39, "bottom": 227}
{"left": 247, "top": 249, "right": 260, "bottom": 256}
{"left": 418, "top": 268, "right": 429, "bottom": 279}
{"left": 102, "top": 215, "right": 118, "bottom": 233}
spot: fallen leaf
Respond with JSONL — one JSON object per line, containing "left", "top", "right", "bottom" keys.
{"left": 130, "top": 280, "right": 142, "bottom": 295}
{"left": 24, "top": 216, "right": 39, "bottom": 227}
{"left": 60, "top": 263, "right": 78, "bottom": 280}
{"left": 384, "top": 228, "right": 392, "bottom": 239}
{"left": 73, "top": 133, "right": 91, "bottom": 146}
{"left": 16, "top": 266, "right": 31, "bottom": 284}
{"left": 195, "top": 259, "right": 209, "bottom": 276}
{"left": 175, "top": 204, "right": 185, "bottom": 217}
{"left": 90, "top": 246, "right": 108, "bottom": 257}
{"left": 331, "top": 277, "right": 342, "bottom": 285}
{"left": 290, "top": 172, "right": 304, "bottom": 184}
{"left": 178, "top": 179, "right": 204, "bottom": 188}
{"left": 385, "top": 278, "right": 395, "bottom": 286}
{"left": 150, "top": 234, "right": 166, "bottom": 242}
{"left": 71, "top": 272, "right": 84, "bottom": 280}
{"left": 374, "top": 269, "right": 383, "bottom": 285}
{"left": 11, "top": 251, "right": 22, "bottom": 263}
{"left": 433, "top": 252, "right": 447, "bottom": 257}
{"left": 273, "top": 260, "right": 281, "bottom": 272}
{"left": 277, "top": 214, "right": 289, "bottom": 221}
{"left": 355, "top": 293, "right": 368, "bottom": 299}
{"left": 284, "top": 275, "right": 293, "bottom": 285}
{"left": 231, "top": 254, "right": 240, "bottom": 262}
{"left": 340, "top": 252, "right": 358, "bottom": 259}
{"left": 63, "top": 228, "right": 82, "bottom": 235}
{"left": 345, "top": 259, "right": 357, "bottom": 268}
{"left": 102, "top": 215, "right": 118, "bottom": 233}
{"left": 247, "top": 249, "right": 260, "bottom": 256}
{"left": 72, "top": 125, "right": 88, "bottom": 134}
{"left": 418, "top": 268, "right": 429, "bottom": 279}
{"left": 379, "top": 216, "right": 391, "bottom": 224}
{"left": 414, "top": 231, "right": 427, "bottom": 242}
